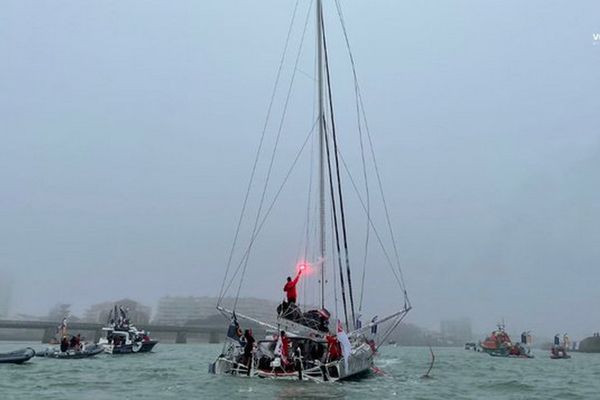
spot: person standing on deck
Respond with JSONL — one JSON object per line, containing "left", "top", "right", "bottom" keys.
{"left": 243, "top": 329, "right": 255, "bottom": 376}
{"left": 283, "top": 270, "right": 302, "bottom": 304}
{"left": 274, "top": 331, "right": 290, "bottom": 367}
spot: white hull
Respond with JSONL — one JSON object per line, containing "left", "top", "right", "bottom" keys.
{"left": 210, "top": 341, "right": 374, "bottom": 383}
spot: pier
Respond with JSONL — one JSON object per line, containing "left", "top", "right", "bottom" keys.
{"left": 0, "top": 319, "right": 223, "bottom": 344}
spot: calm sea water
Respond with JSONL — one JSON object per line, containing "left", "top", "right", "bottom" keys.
{"left": 1, "top": 342, "right": 598, "bottom": 399}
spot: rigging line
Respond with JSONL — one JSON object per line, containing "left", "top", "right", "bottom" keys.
{"left": 305, "top": 9, "right": 319, "bottom": 262}
{"left": 323, "top": 113, "right": 350, "bottom": 330}
{"left": 220, "top": 118, "right": 318, "bottom": 302}
{"left": 296, "top": 68, "right": 316, "bottom": 82}
{"left": 376, "top": 311, "right": 409, "bottom": 351}
{"left": 297, "top": 135, "right": 313, "bottom": 263}
{"left": 334, "top": 0, "right": 408, "bottom": 300}
{"left": 309, "top": 33, "right": 319, "bottom": 309}
{"left": 322, "top": 17, "right": 356, "bottom": 330}
{"left": 337, "top": 148, "right": 404, "bottom": 289}
{"left": 311, "top": 166, "right": 321, "bottom": 307}
{"left": 357, "top": 107, "right": 371, "bottom": 315}
{"left": 316, "top": 0, "right": 326, "bottom": 311}
{"left": 218, "top": 0, "right": 301, "bottom": 305}
{"left": 296, "top": 129, "right": 314, "bottom": 310}
{"left": 334, "top": 0, "right": 371, "bottom": 313}
{"left": 302, "top": 45, "right": 318, "bottom": 266}
{"left": 233, "top": 1, "right": 314, "bottom": 310}
{"left": 330, "top": 205, "right": 340, "bottom": 324}
{"left": 226, "top": 119, "right": 317, "bottom": 303}
{"left": 296, "top": 215, "right": 308, "bottom": 309}
{"left": 302, "top": 115, "right": 316, "bottom": 310}
{"left": 358, "top": 87, "right": 409, "bottom": 298}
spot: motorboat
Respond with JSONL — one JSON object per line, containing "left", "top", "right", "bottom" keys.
{"left": 464, "top": 342, "right": 477, "bottom": 351}
{"left": 480, "top": 323, "right": 513, "bottom": 355}
{"left": 37, "top": 343, "right": 104, "bottom": 359}
{"left": 0, "top": 348, "right": 35, "bottom": 364}
{"left": 550, "top": 345, "right": 571, "bottom": 359}
{"left": 481, "top": 324, "right": 533, "bottom": 358}
{"left": 97, "top": 305, "right": 157, "bottom": 354}
{"left": 97, "top": 325, "right": 157, "bottom": 354}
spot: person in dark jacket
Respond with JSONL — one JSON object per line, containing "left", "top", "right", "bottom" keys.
{"left": 243, "top": 329, "right": 255, "bottom": 376}
{"left": 60, "top": 336, "right": 69, "bottom": 353}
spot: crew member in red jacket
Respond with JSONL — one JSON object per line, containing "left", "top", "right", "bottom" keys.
{"left": 283, "top": 270, "right": 302, "bottom": 304}
{"left": 326, "top": 334, "right": 341, "bottom": 361}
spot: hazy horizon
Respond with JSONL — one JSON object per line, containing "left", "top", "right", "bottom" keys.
{"left": 1, "top": 0, "right": 600, "bottom": 340}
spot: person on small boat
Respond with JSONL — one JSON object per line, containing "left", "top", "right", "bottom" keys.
{"left": 283, "top": 270, "right": 302, "bottom": 304}
{"left": 69, "top": 335, "right": 78, "bottom": 349}
{"left": 554, "top": 334, "right": 560, "bottom": 347}
{"left": 521, "top": 332, "right": 527, "bottom": 344}
{"left": 242, "top": 329, "right": 255, "bottom": 376}
{"left": 74, "top": 334, "right": 82, "bottom": 350}
{"left": 60, "top": 336, "right": 69, "bottom": 353}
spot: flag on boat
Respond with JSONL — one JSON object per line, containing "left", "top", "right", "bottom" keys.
{"left": 337, "top": 320, "right": 351, "bottom": 370}
{"left": 56, "top": 316, "right": 68, "bottom": 334}
{"left": 370, "top": 315, "right": 378, "bottom": 335}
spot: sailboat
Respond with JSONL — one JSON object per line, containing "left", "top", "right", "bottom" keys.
{"left": 210, "top": 0, "right": 411, "bottom": 382}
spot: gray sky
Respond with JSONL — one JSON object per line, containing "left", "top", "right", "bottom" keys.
{"left": 1, "top": 0, "right": 599, "bottom": 339}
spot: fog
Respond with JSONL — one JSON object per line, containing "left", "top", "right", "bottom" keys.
{"left": 1, "top": 0, "right": 599, "bottom": 339}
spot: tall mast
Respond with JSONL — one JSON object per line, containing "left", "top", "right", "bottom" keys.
{"left": 316, "top": 0, "right": 326, "bottom": 310}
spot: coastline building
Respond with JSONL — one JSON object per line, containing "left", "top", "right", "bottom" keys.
{"left": 83, "top": 299, "right": 151, "bottom": 325}
{"left": 154, "top": 296, "right": 280, "bottom": 326}
{"left": 154, "top": 296, "right": 204, "bottom": 326}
